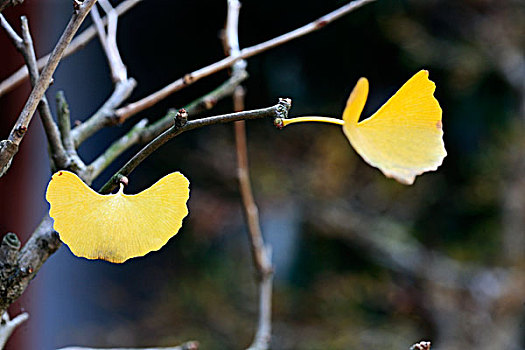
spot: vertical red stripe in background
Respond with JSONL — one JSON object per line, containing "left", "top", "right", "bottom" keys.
{"left": 0, "top": 3, "right": 44, "bottom": 349}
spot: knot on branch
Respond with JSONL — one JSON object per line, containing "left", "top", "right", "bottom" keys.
{"left": 0, "top": 140, "right": 18, "bottom": 178}
{"left": 14, "top": 126, "right": 27, "bottom": 137}
{"left": 175, "top": 108, "right": 188, "bottom": 128}
{"left": 183, "top": 74, "right": 194, "bottom": 85}
{"left": 0, "top": 233, "right": 21, "bottom": 266}
{"left": 73, "top": 0, "right": 83, "bottom": 13}
{"left": 277, "top": 98, "right": 292, "bottom": 118}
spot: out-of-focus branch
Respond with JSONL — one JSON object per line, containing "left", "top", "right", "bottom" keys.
{"left": 114, "top": 0, "right": 377, "bottom": 122}
{"left": 57, "top": 340, "right": 199, "bottom": 350}
{"left": 224, "top": 1, "right": 273, "bottom": 349}
{"left": 311, "top": 202, "right": 514, "bottom": 294}
{"left": 100, "top": 99, "right": 291, "bottom": 194}
{"left": 0, "top": 0, "right": 98, "bottom": 178}
{"left": 0, "top": 312, "right": 29, "bottom": 349}
{"left": 0, "top": 0, "right": 23, "bottom": 13}
{"left": 91, "top": 0, "right": 127, "bottom": 83}
{"left": 0, "top": 0, "right": 141, "bottom": 98}
{"left": 235, "top": 101, "right": 273, "bottom": 350}
{"left": 70, "top": 0, "right": 134, "bottom": 147}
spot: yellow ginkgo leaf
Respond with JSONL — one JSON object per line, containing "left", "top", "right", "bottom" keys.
{"left": 46, "top": 171, "right": 190, "bottom": 263}
{"left": 277, "top": 70, "right": 446, "bottom": 185}
{"left": 342, "top": 70, "right": 446, "bottom": 184}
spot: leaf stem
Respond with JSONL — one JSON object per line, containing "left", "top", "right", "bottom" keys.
{"left": 279, "top": 116, "right": 344, "bottom": 127}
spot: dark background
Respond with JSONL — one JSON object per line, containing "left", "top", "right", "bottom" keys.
{"left": 1, "top": 0, "right": 524, "bottom": 349}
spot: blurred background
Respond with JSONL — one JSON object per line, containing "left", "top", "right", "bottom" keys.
{"left": 1, "top": 0, "right": 524, "bottom": 349}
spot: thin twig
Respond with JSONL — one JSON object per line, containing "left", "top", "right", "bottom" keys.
{"left": 0, "top": 312, "right": 29, "bottom": 349}
{"left": 56, "top": 91, "right": 75, "bottom": 153}
{"left": 234, "top": 102, "right": 274, "bottom": 350}
{"left": 0, "top": 13, "right": 22, "bottom": 47}
{"left": 99, "top": 99, "right": 291, "bottom": 194}
{"left": 70, "top": 0, "right": 134, "bottom": 148}
{"left": 225, "top": 1, "right": 273, "bottom": 348}
{"left": 0, "top": 14, "right": 70, "bottom": 169}
{"left": 19, "top": 16, "right": 71, "bottom": 169}
{"left": 0, "top": 0, "right": 99, "bottom": 178}
{"left": 114, "top": 0, "right": 377, "bottom": 122}
{"left": 0, "top": 0, "right": 141, "bottom": 98}
{"left": 57, "top": 341, "right": 199, "bottom": 350}
{"left": 91, "top": 0, "right": 127, "bottom": 83}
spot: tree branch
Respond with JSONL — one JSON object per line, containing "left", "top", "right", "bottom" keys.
{"left": 310, "top": 202, "right": 514, "bottom": 293}
{"left": 69, "top": 0, "right": 135, "bottom": 148}
{"left": 224, "top": 1, "right": 273, "bottom": 349}
{"left": 0, "top": 14, "right": 73, "bottom": 170}
{"left": 56, "top": 91, "right": 75, "bottom": 153}
{"left": 114, "top": 0, "right": 377, "bottom": 122}
{"left": 0, "top": 0, "right": 99, "bottom": 178}
{"left": 0, "top": 216, "right": 60, "bottom": 315}
{"left": 236, "top": 102, "right": 273, "bottom": 350}
{"left": 19, "top": 16, "right": 72, "bottom": 168}
{"left": 0, "top": 0, "right": 141, "bottom": 98}
{"left": 99, "top": 99, "right": 291, "bottom": 194}
{"left": 91, "top": 0, "right": 127, "bottom": 83}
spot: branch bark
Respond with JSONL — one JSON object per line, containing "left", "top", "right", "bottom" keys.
{"left": 91, "top": 0, "right": 127, "bottom": 83}
{"left": 18, "top": 16, "right": 70, "bottom": 168}
{"left": 0, "top": 216, "right": 60, "bottom": 315}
